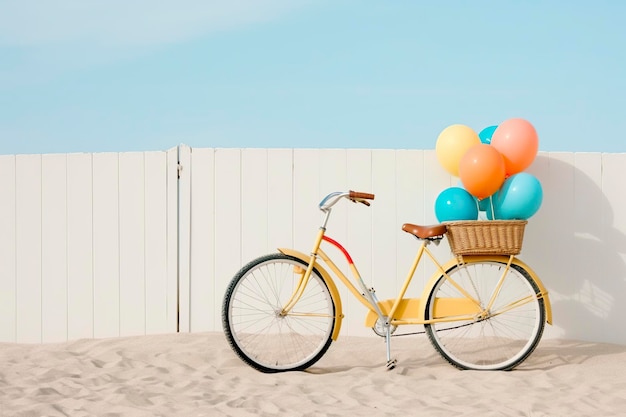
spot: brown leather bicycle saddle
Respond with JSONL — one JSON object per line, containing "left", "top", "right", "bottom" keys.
{"left": 402, "top": 223, "right": 447, "bottom": 240}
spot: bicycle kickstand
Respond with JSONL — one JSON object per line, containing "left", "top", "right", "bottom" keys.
{"left": 384, "top": 323, "right": 397, "bottom": 371}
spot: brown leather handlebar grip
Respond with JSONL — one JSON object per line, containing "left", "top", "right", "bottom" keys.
{"left": 349, "top": 191, "right": 375, "bottom": 200}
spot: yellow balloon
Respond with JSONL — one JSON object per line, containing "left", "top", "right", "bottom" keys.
{"left": 435, "top": 124, "right": 481, "bottom": 176}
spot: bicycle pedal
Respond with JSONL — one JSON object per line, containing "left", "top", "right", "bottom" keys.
{"left": 386, "top": 359, "right": 398, "bottom": 371}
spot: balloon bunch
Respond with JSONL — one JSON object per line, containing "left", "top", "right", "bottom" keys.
{"left": 434, "top": 118, "right": 543, "bottom": 222}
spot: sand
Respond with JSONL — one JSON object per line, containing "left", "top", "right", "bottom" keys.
{"left": 2, "top": 332, "right": 626, "bottom": 416}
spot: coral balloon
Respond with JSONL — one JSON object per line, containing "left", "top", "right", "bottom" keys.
{"left": 434, "top": 187, "right": 479, "bottom": 222}
{"left": 459, "top": 144, "right": 506, "bottom": 199}
{"left": 490, "top": 118, "right": 539, "bottom": 175}
{"left": 435, "top": 124, "right": 480, "bottom": 177}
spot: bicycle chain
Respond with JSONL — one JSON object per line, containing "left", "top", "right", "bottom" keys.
{"left": 391, "top": 320, "right": 477, "bottom": 337}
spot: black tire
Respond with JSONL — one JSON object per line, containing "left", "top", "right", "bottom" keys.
{"left": 424, "top": 260, "right": 545, "bottom": 370}
{"left": 222, "top": 253, "right": 336, "bottom": 373}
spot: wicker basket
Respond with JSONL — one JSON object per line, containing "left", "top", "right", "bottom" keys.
{"left": 445, "top": 220, "right": 527, "bottom": 256}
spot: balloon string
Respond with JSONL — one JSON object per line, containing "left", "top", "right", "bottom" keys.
{"left": 489, "top": 195, "right": 495, "bottom": 220}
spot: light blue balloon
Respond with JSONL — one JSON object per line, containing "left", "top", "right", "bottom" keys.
{"left": 435, "top": 187, "right": 479, "bottom": 222}
{"left": 479, "top": 125, "right": 498, "bottom": 145}
{"left": 493, "top": 173, "right": 543, "bottom": 220}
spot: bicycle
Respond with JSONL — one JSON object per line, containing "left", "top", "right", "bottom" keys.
{"left": 222, "top": 190, "right": 552, "bottom": 372}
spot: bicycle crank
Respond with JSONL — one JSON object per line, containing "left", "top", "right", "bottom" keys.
{"left": 372, "top": 318, "right": 398, "bottom": 337}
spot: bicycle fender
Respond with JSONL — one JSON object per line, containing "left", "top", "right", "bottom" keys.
{"left": 277, "top": 248, "right": 344, "bottom": 340}
{"left": 419, "top": 256, "right": 553, "bottom": 325}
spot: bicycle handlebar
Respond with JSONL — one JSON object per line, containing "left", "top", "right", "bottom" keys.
{"left": 319, "top": 190, "right": 375, "bottom": 211}
{"left": 348, "top": 190, "right": 375, "bottom": 206}
{"left": 349, "top": 191, "right": 375, "bottom": 201}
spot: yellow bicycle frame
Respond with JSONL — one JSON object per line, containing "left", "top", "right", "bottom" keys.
{"left": 363, "top": 254, "right": 552, "bottom": 327}
{"left": 279, "top": 231, "right": 552, "bottom": 341}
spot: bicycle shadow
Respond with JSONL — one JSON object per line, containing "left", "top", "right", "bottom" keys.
{"left": 307, "top": 335, "right": 450, "bottom": 375}
{"left": 519, "top": 338, "right": 626, "bottom": 371}
{"left": 308, "top": 337, "right": 626, "bottom": 374}
{"left": 525, "top": 154, "right": 626, "bottom": 345}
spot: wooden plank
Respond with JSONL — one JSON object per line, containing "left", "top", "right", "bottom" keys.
{"left": 15, "top": 154, "right": 42, "bottom": 343}
{"left": 92, "top": 152, "right": 120, "bottom": 338}
{"left": 145, "top": 151, "right": 169, "bottom": 335}
{"left": 267, "top": 149, "right": 293, "bottom": 251}
{"left": 41, "top": 154, "right": 68, "bottom": 343}
{"left": 213, "top": 148, "right": 241, "bottom": 332}
{"left": 189, "top": 147, "right": 215, "bottom": 332}
{"left": 241, "top": 149, "right": 269, "bottom": 260}
{"left": 569, "top": 153, "right": 606, "bottom": 339}
{"left": 118, "top": 152, "right": 145, "bottom": 336}
{"left": 600, "top": 153, "right": 625, "bottom": 255}
{"left": 177, "top": 145, "right": 192, "bottom": 332}
{"left": 292, "top": 149, "right": 320, "bottom": 253}
{"left": 548, "top": 152, "right": 575, "bottom": 273}
{"left": 0, "top": 155, "right": 16, "bottom": 342}
{"left": 66, "top": 153, "right": 94, "bottom": 340}
{"left": 165, "top": 147, "right": 179, "bottom": 333}
{"left": 598, "top": 153, "right": 626, "bottom": 344}
{"left": 318, "top": 148, "right": 348, "bottom": 241}
{"left": 574, "top": 153, "right": 602, "bottom": 236}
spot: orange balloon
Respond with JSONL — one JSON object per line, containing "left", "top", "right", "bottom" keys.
{"left": 490, "top": 118, "right": 539, "bottom": 175}
{"left": 459, "top": 144, "right": 506, "bottom": 199}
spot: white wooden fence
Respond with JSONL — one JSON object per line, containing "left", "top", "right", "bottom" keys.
{"left": 0, "top": 149, "right": 179, "bottom": 343}
{"left": 1, "top": 146, "right": 625, "bottom": 345}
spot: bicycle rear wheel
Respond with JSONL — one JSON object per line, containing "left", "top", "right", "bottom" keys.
{"left": 424, "top": 259, "right": 545, "bottom": 370}
{"left": 222, "top": 253, "right": 336, "bottom": 373}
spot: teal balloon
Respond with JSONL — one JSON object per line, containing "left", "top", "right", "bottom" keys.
{"left": 492, "top": 173, "right": 543, "bottom": 220}
{"left": 479, "top": 125, "right": 498, "bottom": 145}
{"left": 477, "top": 196, "right": 493, "bottom": 212}
{"left": 460, "top": 182, "right": 496, "bottom": 215}
{"left": 435, "top": 187, "right": 479, "bottom": 222}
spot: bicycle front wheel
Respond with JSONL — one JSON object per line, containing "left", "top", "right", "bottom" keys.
{"left": 424, "top": 259, "right": 545, "bottom": 370}
{"left": 222, "top": 253, "right": 336, "bottom": 373}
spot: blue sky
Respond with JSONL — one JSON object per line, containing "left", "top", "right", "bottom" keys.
{"left": 1, "top": 0, "right": 625, "bottom": 155}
